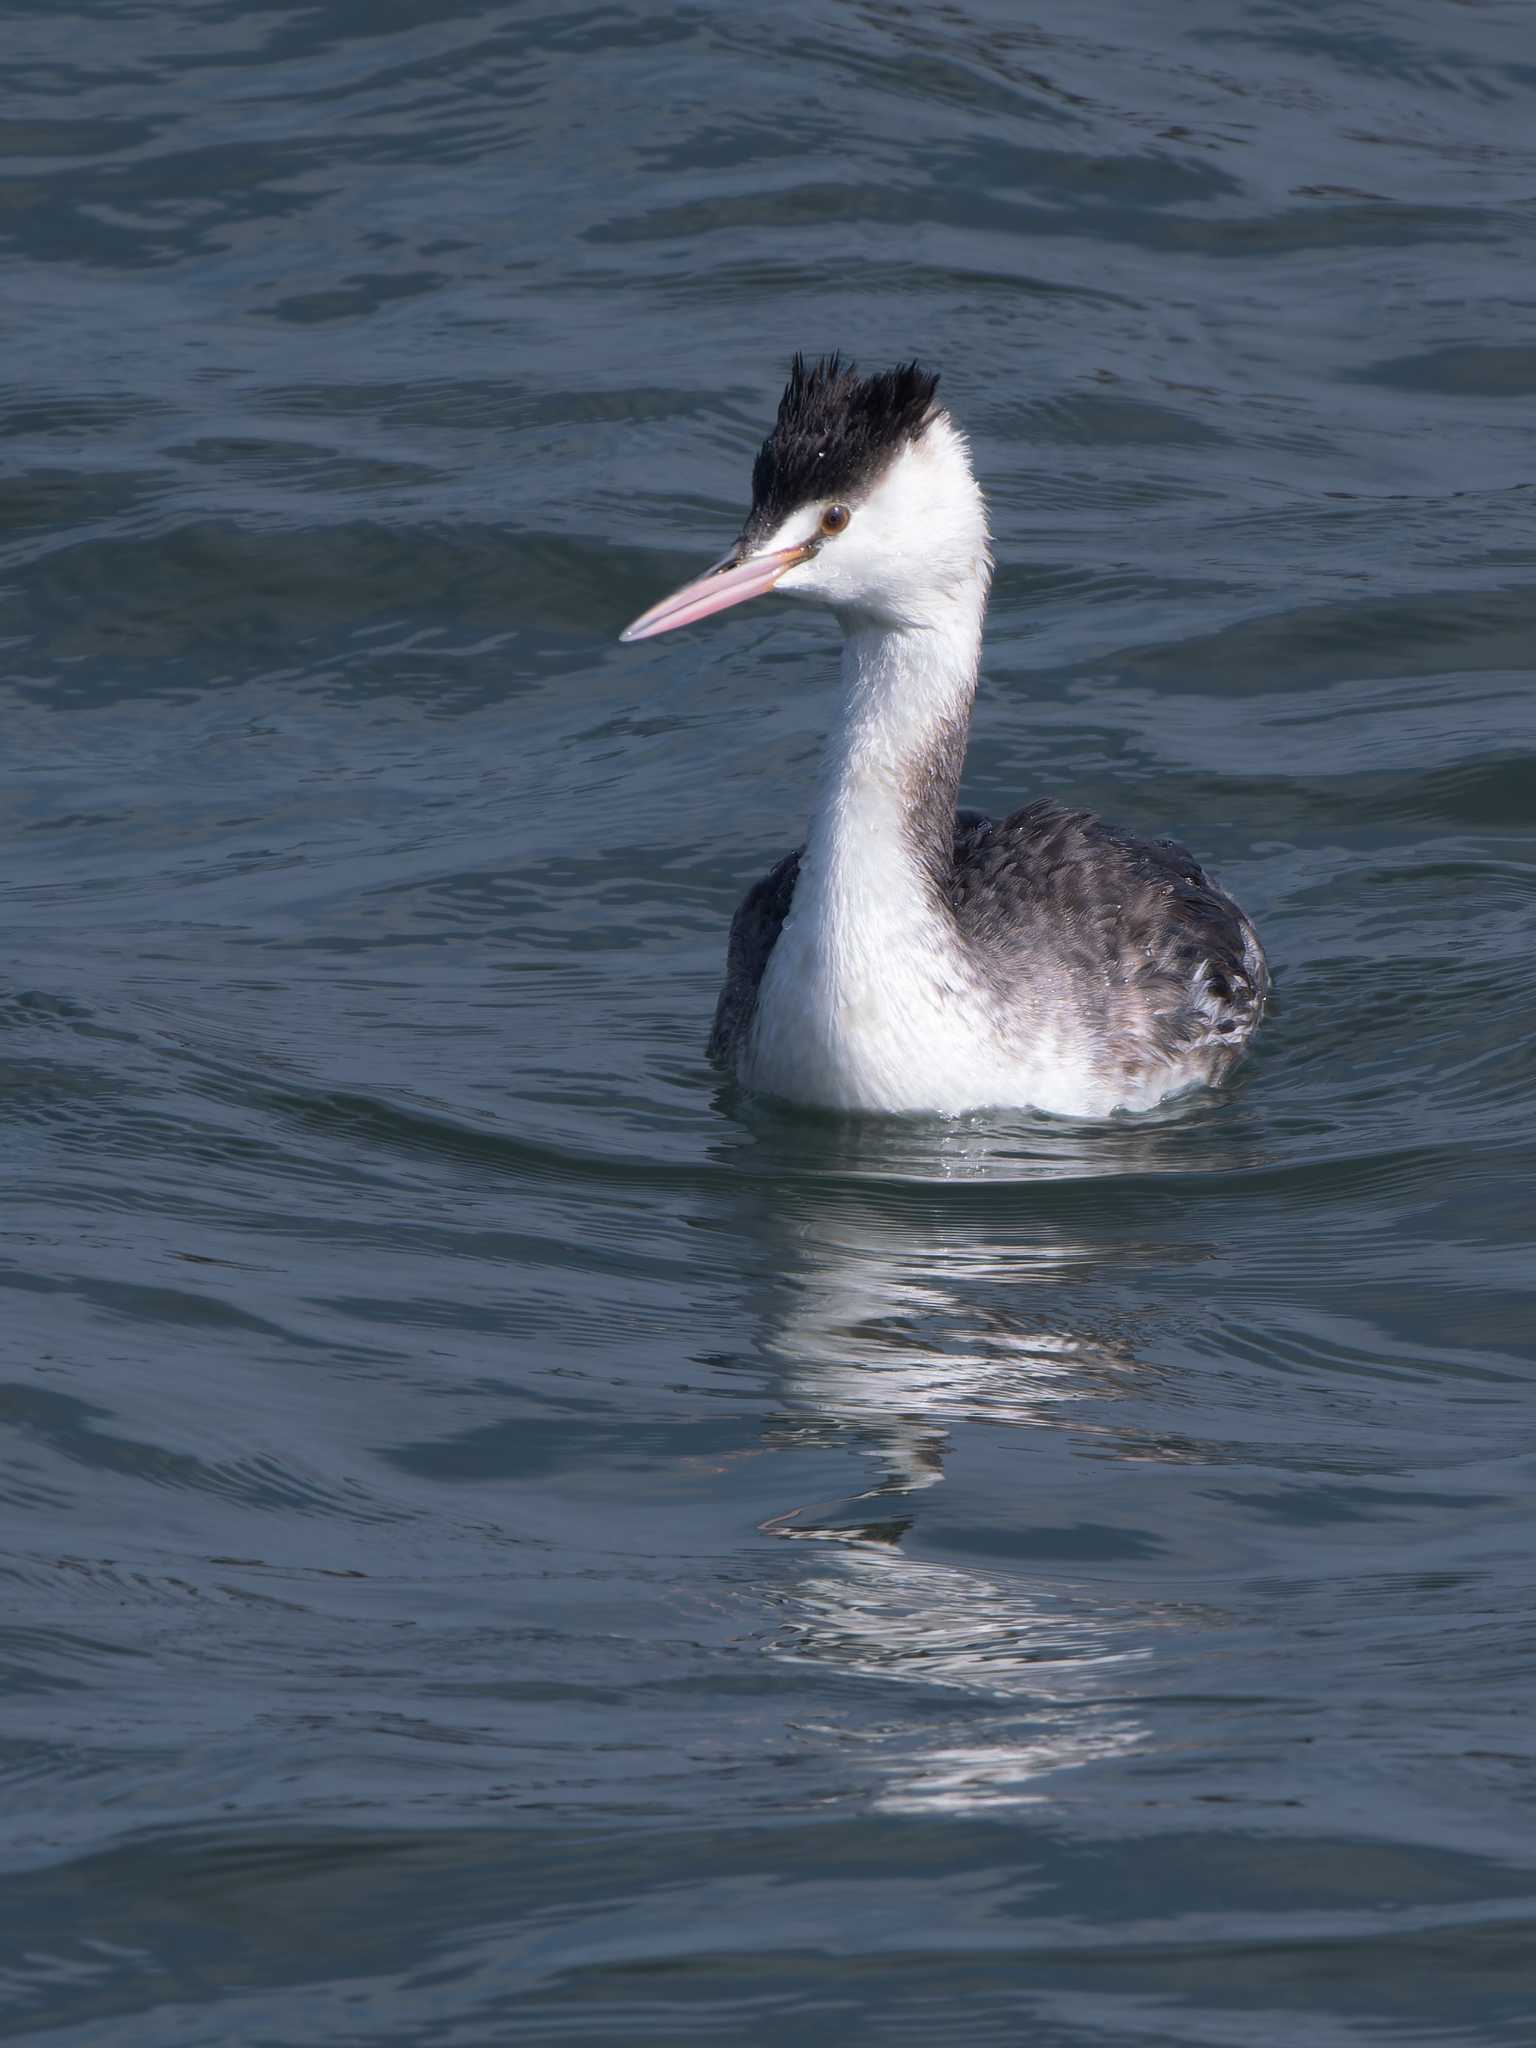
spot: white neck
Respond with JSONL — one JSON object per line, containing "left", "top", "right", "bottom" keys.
{"left": 744, "top": 584, "right": 995, "bottom": 1111}
{"left": 808, "top": 589, "right": 982, "bottom": 900}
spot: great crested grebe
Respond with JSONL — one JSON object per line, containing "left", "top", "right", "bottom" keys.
{"left": 621, "top": 355, "right": 1267, "bottom": 1117}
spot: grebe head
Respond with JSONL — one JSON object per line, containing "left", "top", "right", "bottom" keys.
{"left": 620, "top": 354, "right": 991, "bottom": 644}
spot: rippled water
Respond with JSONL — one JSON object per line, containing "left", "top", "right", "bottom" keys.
{"left": 3, "top": 2, "right": 1535, "bottom": 2040}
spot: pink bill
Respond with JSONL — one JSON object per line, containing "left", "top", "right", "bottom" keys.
{"left": 619, "top": 543, "right": 810, "bottom": 643}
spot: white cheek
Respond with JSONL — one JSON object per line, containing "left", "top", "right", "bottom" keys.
{"left": 774, "top": 555, "right": 822, "bottom": 599}
{"left": 777, "top": 546, "right": 857, "bottom": 608}
{"left": 829, "top": 531, "right": 919, "bottom": 619}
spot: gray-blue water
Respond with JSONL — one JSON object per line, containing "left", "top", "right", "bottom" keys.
{"left": 3, "top": 2, "right": 1535, "bottom": 2040}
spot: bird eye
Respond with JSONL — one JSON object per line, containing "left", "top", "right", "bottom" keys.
{"left": 820, "top": 504, "right": 851, "bottom": 536}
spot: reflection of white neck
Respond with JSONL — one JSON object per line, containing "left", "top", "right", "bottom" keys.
{"left": 742, "top": 584, "right": 998, "bottom": 1114}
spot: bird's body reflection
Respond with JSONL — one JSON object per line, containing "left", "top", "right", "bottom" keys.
{"left": 762, "top": 1217, "right": 1140, "bottom": 1514}
{"left": 716, "top": 1108, "right": 1263, "bottom": 1814}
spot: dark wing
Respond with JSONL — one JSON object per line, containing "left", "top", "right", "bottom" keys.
{"left": 948, "top": 800, "right": 1268, "bottom": 1081}
{"left": 708, "top": 848, "right": 801, "bottom": 1064}
{"left": 708, "top": 810, "right": 995, "bottom": 1067}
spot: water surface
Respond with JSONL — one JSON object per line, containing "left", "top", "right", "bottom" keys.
{"left": 3, "top": 1, "right": 1536, "bottom": 2040}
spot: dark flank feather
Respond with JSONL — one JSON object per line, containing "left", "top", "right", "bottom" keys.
{"left": 711, "top": 804, "right": 1267, "bottom": 1088}
{"left": 708, "top": 847, "right": 802, "bottom": 1064}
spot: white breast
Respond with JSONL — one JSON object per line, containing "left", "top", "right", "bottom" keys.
{"left": 743, "top": 897, "right": 990, "bottom": 1114}
{"left": 741, "top": 854, "right": 1137, "bottom": 1117}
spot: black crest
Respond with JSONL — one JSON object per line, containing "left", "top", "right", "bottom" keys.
{"left": 746, "top": 354, "right": 940, "bottom": 536}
